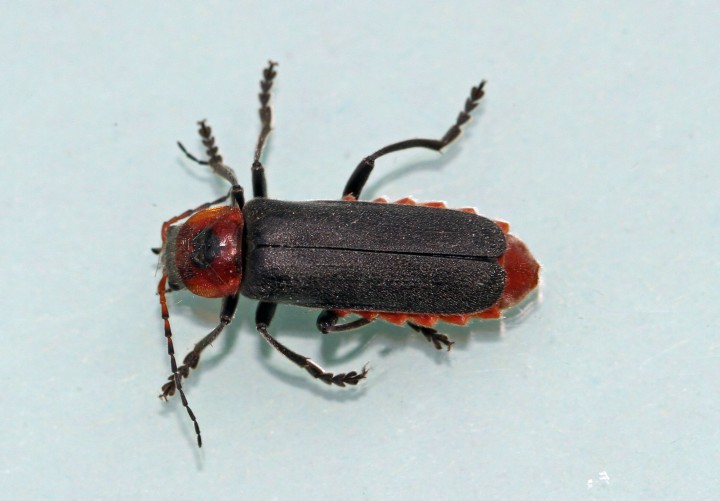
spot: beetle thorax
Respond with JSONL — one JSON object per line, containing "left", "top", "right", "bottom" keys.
{"left": 162, "top": 206, "right": 245, "bottom": 298}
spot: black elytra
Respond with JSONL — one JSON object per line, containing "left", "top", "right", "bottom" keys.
{"left": 241, "top": 199, "right": 506, "bottom": 313}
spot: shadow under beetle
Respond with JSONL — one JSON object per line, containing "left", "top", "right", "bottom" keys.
{"left": 155, "top": 61, "right": 540, "bottom": 447}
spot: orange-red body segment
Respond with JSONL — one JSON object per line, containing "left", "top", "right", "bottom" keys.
{"left": 173, "top": 206, "right": 245, "bottom": 298}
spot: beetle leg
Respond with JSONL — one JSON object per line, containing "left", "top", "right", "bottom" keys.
{"left": 256, "top": 302, "right": 369, "bottom": 387}
{"left": 343, "top": 80, "right": 486, "bottom": 199}
{"left": 158, "top": 292, "right": 240, "bottom": 447}
{"left": 252, "top": 61, "right": 278, "bottom": 198}
{"left": 177, "top": 121, "right": 245, "bottom": 208}
{"left": 407, "top": 321, "right": 455, "bottom": 351}
{"left": 177, "top": 120, "right": 239, "bottom": 185}
{"left": 316, "top": 310, "right": 373, "bottom": 333}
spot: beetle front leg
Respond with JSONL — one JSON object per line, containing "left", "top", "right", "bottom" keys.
{"left": 177, "top": 121, "right": 246, "bottom": 208}
{"left": 158, "top": 280, "right": 240, "bottom": 447}
{"left": 159, "top": 293, "right": 240, "bottom": 401}
{"left": 407, "top": 321, "right": 455, "bottom": 351}
{"left": 256, "top": 302, "right": 369, "bottom": 386}
{"left": 343, "top": 80, "right": 486, "bottom": 199}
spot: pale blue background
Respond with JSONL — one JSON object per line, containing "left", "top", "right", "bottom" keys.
{"left": 2, "top": 2, "right": 718, "bottom": 499}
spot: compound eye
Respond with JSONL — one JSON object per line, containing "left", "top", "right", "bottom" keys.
{"left": 174, "top": 206, "right": 245, "bottom": 298}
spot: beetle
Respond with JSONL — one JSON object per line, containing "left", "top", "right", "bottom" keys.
{"left": 155, "top": 61, "right": 540, "bottom": 447}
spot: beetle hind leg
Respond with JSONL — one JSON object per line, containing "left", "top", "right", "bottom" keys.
{"left": 407, "top": 321, "right": 455, "bottom": 351}
{"left": 316, "top": 310, "right": 373, "bottom": 333}
{"left": 256, "top": 302, "right": 369, "bottom": 387}
{"left": 342, "top": 80, "right": 486, "bottom": 199}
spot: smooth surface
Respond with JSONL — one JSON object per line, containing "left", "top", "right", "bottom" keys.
{"left": 2, "top": 2, "right": 718, "bottom": 499}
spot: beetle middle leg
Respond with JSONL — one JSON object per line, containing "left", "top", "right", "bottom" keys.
{"left": 251, "top": 60, "right": 278, "bottom": 198}
{"left": 343, "top": 80, "right": 486, "bottom": 199}
{"left": 256, "top": 302, "right": 368, "bottom": 386}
